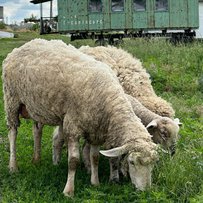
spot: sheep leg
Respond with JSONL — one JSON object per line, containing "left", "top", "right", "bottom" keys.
{"left": 109, "top": 157, "right": 120, "bottom": 183}
{"left": 82, "top": 141, "right": 91, "bottom": 174}
{"left": 32, "top": 122, "right": 44, "bottom": 163}
{"left": 5, "top": 99, "right": 21, "bottom": 172}
{"left": 52, "top": 125, "right": 64, "bottom": 165}
{"left": 90, "top": 145, "right": 100, "bottom": 186}
{"left": 8, "top": 127, "right": 18, "bottom": 172}
{"left": 63, "top": 136, "right": 80, "bottom": 197}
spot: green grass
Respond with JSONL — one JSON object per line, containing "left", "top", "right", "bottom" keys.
{"left": 0, "top": 32, "right": 203, "bottom": 202}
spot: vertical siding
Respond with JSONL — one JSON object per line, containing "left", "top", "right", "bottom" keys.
{"left": 147, "top": 0, "right": 155, "bottom": 28}
{"left": 58, "top": 0, "right": 88, "bottom": 31}
{"left": 170, "top": 0, "right": 180, "bottom": 27}
{"left": 126, "top": 0, "right": 132, "bottom": 29}
{"left": 57, "top": 0, "right": 199, "bottom": 33}
{"left": 103, "top": 0, "right": 111, "bottom": 30}
{"left": 58, "top": 0, "right": 68, "bottom": 31}
{"left": 188, "top": 0, "right": 199, "bottom": 28}
{"left": 133, "top": 12, "right": 148, "bottom": 29}
{"left": 110, "top": 0, "right": 125, "bottom": 29}
{"left": 179, "top": 0, "right": 188, "bottom": 27}
{"left": 154, "top": 12, "right": 169, "bottom": 28}
{"left": 196, "top": 3, "right": 203, "bottom": 38}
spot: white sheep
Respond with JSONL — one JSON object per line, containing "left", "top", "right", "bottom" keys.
{"left": 79, "top": 45, "right": 175, "bottom": 118}
{"left": 52, "top": 45, "right": 180, "bottom": 183}
{"left": 53, "top": 94, "right": 181, "bottom": 182}
{"left": 126, "top": 94, "right": 181, "bottom": 152}
{"left": 22, "top": 44, "right": 178, "bottom": 163}
{"left": 2, "top": 39, "right": 158, "bottom": 197}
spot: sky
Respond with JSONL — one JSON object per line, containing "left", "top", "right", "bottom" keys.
{"left": 0, "top": 0, "right": 57, "bottom": 24}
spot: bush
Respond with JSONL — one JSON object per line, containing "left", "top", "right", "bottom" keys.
{"left": 30, "top": 23, "right": 40, "bottom": 32}
{"left": 0, "top": 22, "right": 6, "bottom": 29}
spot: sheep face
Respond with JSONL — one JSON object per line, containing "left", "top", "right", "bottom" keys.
{"left": 126, "top": 152, "right": 154, "bottom": 190}
{"left": 100, "top": 144, "right": 158, "bottom": 191}
{"left": 146, "top": 117, "right": 181, "bottom": 154}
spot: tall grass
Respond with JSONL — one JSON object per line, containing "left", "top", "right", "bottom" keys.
{"left": 0, "top": 32, "right": 203, "bottom": 202}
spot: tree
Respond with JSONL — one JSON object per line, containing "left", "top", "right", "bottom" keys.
{"left": 24, "top": 14, "right": 39, "bottom": 23}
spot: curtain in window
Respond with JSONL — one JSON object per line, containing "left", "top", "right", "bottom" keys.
{"left": 155, "top": 0, "right": 168, "bottom": 11}
{"left": 112, "top": 0, "right": 124, "bottom": 12}
{"left": 89, "top": 0, "right": 102, "bottom": 12}
{"left": 133, "top": 0, "right": 146, "bottom": 11}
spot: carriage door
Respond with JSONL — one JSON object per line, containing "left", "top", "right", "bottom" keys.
{"left": 110, "top": 0, "right": 125, "bottom": 29}
{"left": 154, "top": 0, "right": 169, "bottom": 29}
{"left": 88, "top": 0, "right": 104, "bottom": 31}
{"left": 133, "top": 0, "right": 148, "bottom": 29}
{"left": 170, "top": 0, "right": 187, "bottom": 28}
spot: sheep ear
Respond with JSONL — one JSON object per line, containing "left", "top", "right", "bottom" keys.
{"left": 174, "top": 118, "right": 182, "bottom": 127}
{"left": 100, "top": 145, "right": 128, "bottom": 157}
{"left": 146, "top": 120, "right": 157, "bottom": 129}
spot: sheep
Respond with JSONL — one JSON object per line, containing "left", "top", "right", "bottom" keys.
{"left": 126, "top": 94, "right": 181, "bottom": 152}
{"left": 18, "top": 43, "right": 180, "bottom": 184}
{"left": 52, "top": 45, "right": 180, "bottom": 183}
{"left": 22, "top": 44, "right": 178, "bottom": 163}
{"left": 2, "top": 38, "right": 158, "bottom": 197}
{"left": 52, "top": 94, "right": 181, "bottom": 182}
{"left": 79, "top": 45, "right": 175, "bottom": 118}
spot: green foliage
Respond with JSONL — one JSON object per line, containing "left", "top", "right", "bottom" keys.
{"left": 0, "top": 33, "right": 203, "bottom": 202}
{"left": 24, "top": 14, "right": 38, "bottom": 23}
{"left": 0, "top": 22, "right": 6, "bottom": 29}
{"left": 30, "top": 23, "right": 40, "bottom": 32}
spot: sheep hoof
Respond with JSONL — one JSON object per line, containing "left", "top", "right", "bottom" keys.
{"left": 109, "top": 178, "right": 120, "bottom": 184}
{"left": 86, "top": 167, "right": 91, "bottom": 174}
{"left": 9, "top": 165, "right": 18, "bottom": 173}
{"left": 53, "top": 160, "right": 59, "bottom": 166}
{"left": 63, "top": 190, "right": 74, "bottom": 198}
{"left": 32, "top": 157, "right": 41, "bottom": 164}
{"left": 91, "top": 181, "right": 100, "bottom": 186}
{"left": 52, "top": 156, "right": 60, "bottom": 165}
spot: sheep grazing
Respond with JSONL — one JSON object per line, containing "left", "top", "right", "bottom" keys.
{"left": 53, "top": 93, "right": 181, "bottom": 181}
{"left": 79, "top": 46, "right": 175, "bottom": 118}
{"left": 82, "top": 95, "right": 181, "bottom": 180}
{"left": 126, "top": 94, "right": 181, "bottom": 154}
{"left": 2, "top": 39, "right": 158, "bottom": 196}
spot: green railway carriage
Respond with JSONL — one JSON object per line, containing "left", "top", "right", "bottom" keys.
{"left": 57, "top": 0, "right": 199, "bottom": 42}
{"left": 30, "top": 0, "right": 199, "bottom": 43}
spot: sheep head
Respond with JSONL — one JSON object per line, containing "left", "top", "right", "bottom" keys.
{"left": 100, "top": 142, "right": 158, "bottom": 191}
{"left": 146, "top": 117, "right": 182, "bottom": 155}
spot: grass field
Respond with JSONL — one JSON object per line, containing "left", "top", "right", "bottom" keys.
{"left": 0, "top": 32, "right": 203, "bottom": 203}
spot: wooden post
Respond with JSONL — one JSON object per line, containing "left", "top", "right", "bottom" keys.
{"left": 40, "top": 2, "right": 43, "bottom": 34}
{"left": 50, "top": 0, "right": 53, "bottom": 18}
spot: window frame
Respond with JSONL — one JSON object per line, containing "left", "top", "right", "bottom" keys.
{"left": 155, "top": 0, "right": 169, "bottom": 12}
{"left": 111, "top": 0, "right": 125, "bottom": 12}
{"left": 88, "top": 0, "right": 103, "bottom": 13}
{"left": 133, "top": 0, "right": 146, "bottom": 12}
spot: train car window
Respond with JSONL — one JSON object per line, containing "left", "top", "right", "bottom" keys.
{"left": 89, "top": 0, "right": 102, "bottom": 12}
{"left": 133, "top": 0, "right": 146, "bottom": 11}
{"left": 112, "top": 0, "right": 124, "bottom": 12}
{"left": 155, "top": 0, "right": 168, "bottom": 11}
